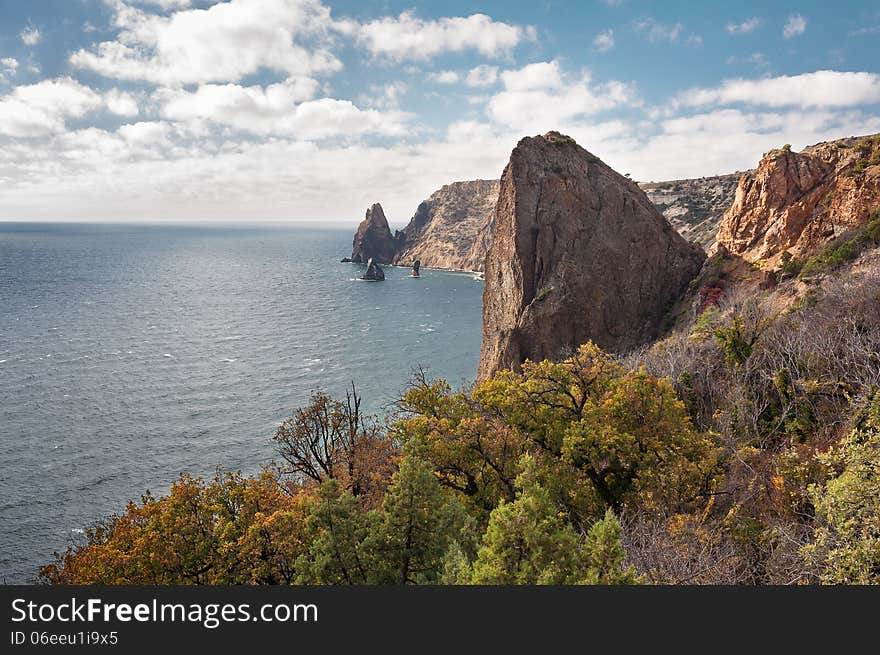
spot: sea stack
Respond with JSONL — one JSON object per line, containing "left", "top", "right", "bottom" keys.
{"left": 351, "top": 203, "right": 397, "bottom": 264}
{"left": 361, "top": 257, "right": 385, "bottom": 281}
{"left": 477, "top": 131, "right": 705, "bottom": 380}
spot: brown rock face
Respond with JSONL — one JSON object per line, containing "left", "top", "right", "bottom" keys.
{"left": 392, "top": 180, "right": 500, "bottom": 271}
{"left": 716, "top": 134, "right": 880, "bottom": 263}
{"left": 351, "top": 203, "right": 397, "bottom": 264}
{"left": 477, "top": 131, "right": 705, "bottom": 380}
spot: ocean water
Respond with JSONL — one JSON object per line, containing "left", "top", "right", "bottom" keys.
{"left": 0, "top": 223, "right": 484, "bottom": 583}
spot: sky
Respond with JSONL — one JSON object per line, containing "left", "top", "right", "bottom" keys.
{"left": 0, "top": 0, "right": 879, "bottom": 226}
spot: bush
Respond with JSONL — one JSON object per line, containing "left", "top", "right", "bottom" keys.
{"left": 798, "top": 212, "right": 880, "bottom": 278}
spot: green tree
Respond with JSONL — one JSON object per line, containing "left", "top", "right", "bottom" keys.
{"left": 804, "top": 393, "right": 880, "bottom": 584}
{"left": 579, "top": 509, "right": 641, "bottom": 584}
{"left": 297, "top": 480, "right": 372, "bottom": 584}
{"left": 471, "top": 457, "right": 581, "bottom": 584}
{"left": 365, "top": 448, "right": 463, "bottom": 584}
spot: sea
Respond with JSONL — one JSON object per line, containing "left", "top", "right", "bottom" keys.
{"left": 0, "top": 223, "right": 484, "bottom": 583}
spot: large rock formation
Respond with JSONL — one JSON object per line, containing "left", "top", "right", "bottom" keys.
{"left": 351, "top": 203, "right": 397, "bottom": 264}
{"left": 392, "top": 180, "right": 500, "bottom": 271}
{"left": 477, "top": 131, "right": 706, "bottom": 380}
{"left": 716, "top": 134, "right": 880, "bottom": 263}
{"left": 640, "top": 173, "right": 744, "bottom": 249}
{"left": 346, "top": 174, "right": 739, "bottom": 273}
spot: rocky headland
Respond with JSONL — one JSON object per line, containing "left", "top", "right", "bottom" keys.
{"left": 477, "top": 131, "right": 705, "bottom": 379}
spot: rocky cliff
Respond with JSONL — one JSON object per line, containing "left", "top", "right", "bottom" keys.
{"left": 640, "top": 173, "right": 744, "bottom": 249}
{"left": 716, "top": 134, "right": 880, "bottom": 263}
{"left": 351, "top": 203, "right": 397, "bottom": 264}
{"left": 392, "top": 180, "right": 500, "bottom": 271}
{"left": 477, "top": 131, "right": 706, "bottom": 380}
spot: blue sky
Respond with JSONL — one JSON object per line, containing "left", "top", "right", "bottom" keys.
{"left": 0, "top": 0, "right": 878, "bottom": 224}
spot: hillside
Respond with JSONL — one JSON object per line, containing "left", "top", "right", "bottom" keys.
{"left": 640, "top": 173, "right": 744, "bottom": 249}
{"left": 392, "top": 180, "right": 499, "bottom": 271}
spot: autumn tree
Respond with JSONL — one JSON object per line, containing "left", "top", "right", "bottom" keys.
{"left": 274, "top": 384, "right": 396, "bottom": 504}
{"left": 562, "top": 370, "right": 720, "bottom": 514}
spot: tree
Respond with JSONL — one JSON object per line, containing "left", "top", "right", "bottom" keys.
{"left": 803, "top": 393, "right": 880, "bottom": 583}
{"left": 297, "top": 480, "right": 372, "bottom": 584}
{"left": 471, "top": 457, "right": 581, "bottom": 584}
{"left": 579, "top": 509, "right": 640, "bottom": 584}
{"left": 273, "top": 384, "right": 396, "bottom": 504}
{"left": 39, "top": 471, "right": 307, "bottom": 585}
{"left": 365, "top": 448, "right": 463, "bottom": 584}
{"left": 397, "top": 374, "right": 526, "bottom": 515}
{"left": 562, "top": 370, "right": 719, "bottom": 514}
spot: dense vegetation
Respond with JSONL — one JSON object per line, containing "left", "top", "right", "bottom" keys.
{"left": 41, "top": 253, "right": 880, "bottom": 585}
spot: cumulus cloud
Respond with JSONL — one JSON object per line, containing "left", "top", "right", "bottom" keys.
{"left": 71, "top": 0, "right": 342, "bottom": 85}
{"left": 105, "top": 89, "right": 141, "bottom": 116}
{"left": 593, "top": 29, "right": 615, "bottom": 52}
{"left": 726, "top": 17, "right": 763, "bottom": 35}
{"left": 20, "top": 26, "right": 41, "bottom": 46}
{"left": 0, "top": 78, "right": 104, "bottom": 137}
{"left": 158, "top": 79, "right": 409, "bottom": 139}
{"left": 783, "top": 14, "right": 807, "bottom": 39}
{"left": 675, "top": 71, "right": 880, "bottom": 109}
{"left": 345, "top": 11, "right": 534, "bottom": 61}
{"left": 486, "top": 61, "right": 638, "bottom": 132}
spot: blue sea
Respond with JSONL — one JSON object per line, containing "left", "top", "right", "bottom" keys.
{"left": 0, "top": 223, "right": 484, "bottom": 583}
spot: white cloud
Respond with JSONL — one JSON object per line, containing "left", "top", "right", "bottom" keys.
{"left": 0, "top": 58, "right": 18, "bottom": 82}
{"left": 71, "top": 0, "right": 342, "bottom": 85}
{"left": 593, "top": 29, "right": 615, "bottom": 52}
{"left": 428, "top": 71, "right": 460, "bottom": 84}
{"left": 346, "top": 11, "right": 534, "bottom": 61}
{"left": 465, "top": 65, "right": 499, "bottom": 87}
{"left": 487, "top": 61, "right": 638, "bottom": 132}
{"left": 634, "top": 18, "right": 682, "bottom": 43}
{"left": 726, "top": 17, "right": 763, "bottom": 35}
{"left": 675, "top": 71, "right": 880, "bottom": 109}
{"left": 158, "top": 79, "right": 409, "bottom": 139}
{"left": 20, "top": 26, "right": 41, "bottom": 46}
{"left": 3, "top": 101, "right": 880, "bottom": 223}
{"left": 628, "top": 108, "right": 880, "bottom": 181}
{"left": 132, "top": 0, "right": 194, "bottom": 8}
{"left": 0, "top": 78, "right": 103, "bottom": 137}
{"left": 783, "top": 14, "right": 807, "bottom": 39}
{"left": 361, "top": 81, "right": 408, "bottom": 109}
{"left": 105, "top": 89, "right": 141, "bottom": 116}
